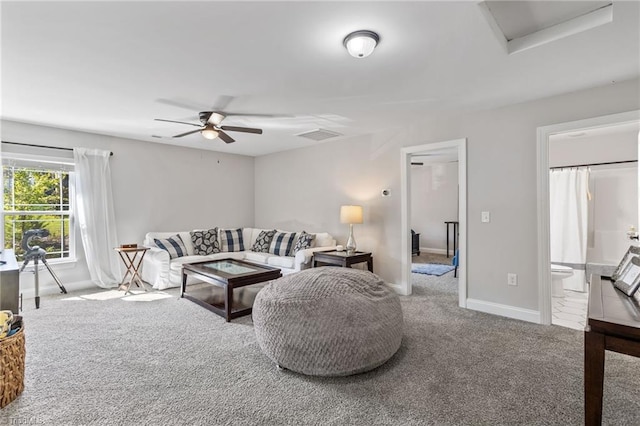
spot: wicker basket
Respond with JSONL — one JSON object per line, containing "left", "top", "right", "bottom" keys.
{"left": 0, "top": 323, "right": 25, "bottom": 408}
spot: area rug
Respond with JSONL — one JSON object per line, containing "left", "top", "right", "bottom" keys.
{"left": 411, "top": 263, "right": 455, "bottom": 276}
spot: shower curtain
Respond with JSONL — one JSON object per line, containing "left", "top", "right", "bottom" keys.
{"left": 550, "top": 168, "right": 589, "bottom": 292}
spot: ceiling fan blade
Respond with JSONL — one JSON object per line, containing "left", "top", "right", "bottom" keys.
{"left": 172, "top": 129, "right": 202, "bottom": 138}
{"left": 220, "top": 125, "right": 263, "bottom": 134}
{"left": 155, "top": 118, "right": 202, "bottom": 128}
{"left": 156, "top": 98, "right": 211, "bottom": 111}
{"left": 211, "top": 95, "right": 235, "bottom": 111}
{"left": 223, "top": 112, "right": 289, "bottom": 118}
{"left": 218, "top": 130, "right": 235, "bottom": 144}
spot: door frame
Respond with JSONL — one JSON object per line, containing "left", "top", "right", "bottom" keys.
{"left": 536, "top": 110, "right": 640, "bottom": 324}
{"left": 400, "top": 138, "right": 467, "bottom": 306}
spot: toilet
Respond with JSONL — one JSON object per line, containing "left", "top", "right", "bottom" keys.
{"left": 551, "top": 264, "right": 574, "bottom": 297}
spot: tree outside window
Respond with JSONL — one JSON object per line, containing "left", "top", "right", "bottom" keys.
{"left": 3, "top": 164, "right": 72, "bottom": 261}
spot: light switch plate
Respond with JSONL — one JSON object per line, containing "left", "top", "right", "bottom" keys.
{"left": 481, "top": 211, "right": 490, "bottom": 223}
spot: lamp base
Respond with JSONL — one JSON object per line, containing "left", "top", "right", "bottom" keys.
{"left": 346, "top": 224, "right": 357, "bottom": 253}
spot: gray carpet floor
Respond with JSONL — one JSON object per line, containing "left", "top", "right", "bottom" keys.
{"left": 412, "top": 252, "right": 451, "bottom": 265}
{"left": 2, "top": 274, "right": 639, "bottom": 425}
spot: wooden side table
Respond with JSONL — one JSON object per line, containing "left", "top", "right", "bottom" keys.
{"left": 114, "top": 246, "right": 149, "bottom": 295}
{"left": 312, "top": 250, "right": 373, "bottom": 273}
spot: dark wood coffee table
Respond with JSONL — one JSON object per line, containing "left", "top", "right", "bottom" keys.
{"left": 181, "top": 259, "right": 281, "bottom": 322}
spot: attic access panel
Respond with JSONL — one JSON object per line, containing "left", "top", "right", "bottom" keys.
{"left": 480, "top": 1, "right": 613, "bottom": 54}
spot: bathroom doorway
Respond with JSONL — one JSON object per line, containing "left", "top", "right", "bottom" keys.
{"left": 537, "top": 110, "right": 640, "bottom": 326}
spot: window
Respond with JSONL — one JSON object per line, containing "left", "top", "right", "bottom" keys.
{"left": 2, "top": 154, "right": 75, "bottom": 263}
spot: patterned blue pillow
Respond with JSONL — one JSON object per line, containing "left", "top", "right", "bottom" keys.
{"left": 154, "top": 234, "right": 187, "bottom": 259}
{"left": 291, "top": 231, "right": 316, "bottom": 255}
{"left": 252, "top": 229, "right": 276, "bottom": 253}
{"left": 220, "top": 228, "right": 245, "bottom": 252}
{"left": 190, "top": 228, "right": 220, "bottom": 255}
{"left": 269, "top": 231, "right": 297, "bottom": 257}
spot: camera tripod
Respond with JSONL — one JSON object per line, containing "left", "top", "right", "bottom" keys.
{"left": 19, "top": 229, "right": 67, "bottom": 309}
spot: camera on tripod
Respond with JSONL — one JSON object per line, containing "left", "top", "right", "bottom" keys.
{"left": 19, "top": 228, "right": 67, "bottom": 309}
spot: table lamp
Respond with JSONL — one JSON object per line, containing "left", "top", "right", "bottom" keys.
{"left": 340, "top": 205, "right": 363, "bottom": 253}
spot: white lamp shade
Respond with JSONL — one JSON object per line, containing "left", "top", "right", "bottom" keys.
{"left": 344, "top": 30, "right": 379, "bottom": 58}
{"left": 340, "top": 205, "right": 363, "bottom": 224}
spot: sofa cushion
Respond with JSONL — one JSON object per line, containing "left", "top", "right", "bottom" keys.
{"left": 269, "top": 231, "right": 297, "bottom": 257}
{"left": 190, "top": 228, "right": 220, "bottom": 255}
{"left": 292, "top": 231, "right": 316, "bottom": 255}
{"left": 220, "top": 228, "right": 245, "bottom": 252}
{"left": 252, "top": 229, "right": 276, "bottom": 253}
{"left": 154, "top": 234, "right": 187, "bottom": 259}
{"left": 169, "top": 255, "right": 212, "bottom": 271}
{"left": 245, "top": 252, "right": 273, "bottom": 265}
{"left": 268, "top": 255, "right": 295, "bottom": 269}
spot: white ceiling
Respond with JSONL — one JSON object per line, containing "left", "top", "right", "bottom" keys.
{"left": 2, "top": 1, "right": 639, "bottom": 157}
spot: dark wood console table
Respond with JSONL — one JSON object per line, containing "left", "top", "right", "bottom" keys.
{"left": 584, "top": 274, "right": 640, "bottom": 425}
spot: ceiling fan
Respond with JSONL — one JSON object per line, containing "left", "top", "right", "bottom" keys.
{"left": 154, "top": 111, "right": 263, "bottom": 143}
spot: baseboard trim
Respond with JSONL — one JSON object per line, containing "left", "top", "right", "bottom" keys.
{"left": 20, "top": 280, "right": 96, "bottom": 300}
{"left": 387, "top": 282, "right": 410, "bottom": 296}
{"left": 419, "top": 247, "right": 448, "bottom": 255}
{"left": 466, "top": 298, "right": 541, "bottom": 324}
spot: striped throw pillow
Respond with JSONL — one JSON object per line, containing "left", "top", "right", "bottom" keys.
{"left": 220, "top": 228, "right": 245, "bottom": 252}
{"left": 154, "top": 234, "right": 187, "bottom": 259}
{"left": 269, "top": 231, "right": 297, "bottom": 257}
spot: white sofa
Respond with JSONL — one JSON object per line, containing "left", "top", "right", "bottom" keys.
{"left": 141, "top": 228, "right": 337, "bottom": 290}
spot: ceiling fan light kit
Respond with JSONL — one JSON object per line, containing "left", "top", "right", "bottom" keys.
{"left": 343, "top": 30, "right": 380, "bottom": 58}
{"left": 201, "top": 125, "right": 219, "bottom": 140}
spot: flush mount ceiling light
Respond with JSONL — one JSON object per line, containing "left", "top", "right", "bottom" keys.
{"left": 343, "top": 30, "right": 380, "bottom": 58}
{"left": 201, "top": 124, "right": 219, "bottom": 140}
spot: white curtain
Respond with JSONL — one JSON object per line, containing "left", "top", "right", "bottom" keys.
{"left": 550, "top": 168, "right": 589, "bottom": 291}
{"left": 73, "top": 148, "right": 120, "bottom": 288}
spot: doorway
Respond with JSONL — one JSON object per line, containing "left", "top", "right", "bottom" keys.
{"left": 537, "top": 110, "right": 640, "bottom": 325}
{"left": 400, "top": 138, "right": 467, "bottom": 306}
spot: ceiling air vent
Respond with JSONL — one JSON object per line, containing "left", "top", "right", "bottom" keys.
{"left": 295, "top": 129, "right": 343, "bottom": 141}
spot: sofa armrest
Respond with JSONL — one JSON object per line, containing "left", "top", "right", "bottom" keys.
{"left": 294, "top": 246, "right": 337, "bottom": 271}
{"left": 141, "top": 247, "right": 171, "bottom": 290}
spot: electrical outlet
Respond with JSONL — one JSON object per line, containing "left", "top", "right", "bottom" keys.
{"left": 507, "top": 273, "right": 518, "bottom": 286}
{"left": 481, "top": 211, "right": 490, "bottom": 223}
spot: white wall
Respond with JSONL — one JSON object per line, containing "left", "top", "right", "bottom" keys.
{"left": 253, "top": 132, "right": 396, "bottom": 276}
{"left": 1, "top": 120, "right": 255, "bottom": 295}
{"left": 587, "top": 166, "right": 638, "bottom": 264}
{"left": 255, "top": 78, "right": 640, "bottom": 313}
{"left": 549, "top": 131, "right": 638, "bottom": 167}
{"left": 410, "top": 162, "right": 458, "bottom": 252}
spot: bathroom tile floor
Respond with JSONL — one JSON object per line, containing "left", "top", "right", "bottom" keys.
{"left": 552, "top": 289, "right": 589, "bottom": 330}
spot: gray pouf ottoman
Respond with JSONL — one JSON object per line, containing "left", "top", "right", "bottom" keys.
{"left": 253, "top": 267, "right": 403, "bottom": 376}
